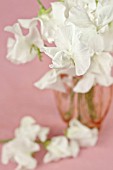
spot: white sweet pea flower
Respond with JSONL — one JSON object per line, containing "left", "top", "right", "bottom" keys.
{"left": 43, "top": 24, "right": 93, "bottom": 76}
{"left": 66, "top": 1, "right": 113, "bottom": 55}
{"left": 34, "top": 67, "right": 76, "bottom": 92}
{"left": 1, "top": 137, "right": 40, "bottom": 170}
{"left": 15, "top": 116, "right": 50, "bottom": 142}
{"left": 38, "top": 2, "right": 66, "bottom": 42}
{"left": 74, "top": 52, "right": 113, "bottom": 93}
{"left": 43, "top": 136, "right": 79, "bottom": 163}
{"left": 4, "top": 20, "right": 44, "bottom": 64}
{"left": 67, "top": 1, "right": 113, "bottom": 34}
{"left": 67, "top": 119, "right": 98, "bottom": 147}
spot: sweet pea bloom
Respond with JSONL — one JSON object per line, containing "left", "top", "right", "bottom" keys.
{"left": 43, "top": 136, "right": 79, "bottom": 163}
{"left": 15, "top": 116, "right": 50, "bottom": 142}
{"left": 1, "top": 116, "right": 50, "bottom": 170}
{"left": 67, "top": 0, "right": 113, "bottom": 32}
{"left": 43, "top": 24, "right": 93, "bottom": 76}
{"left": 5, "top": 19, "right": 44, "bottom": 64}
{"left": 34, "top": 67, "right": 75, "bottom": 92}
{"left": 67, "top": 119, "right": 98, "bottom": 147}
{"left": 38, "top": 2, "right": 66, "bottom": 42}
{"left": 1, "top": 137, "right": 40, "bottom": 170}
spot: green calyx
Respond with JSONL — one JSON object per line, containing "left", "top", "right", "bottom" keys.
{"left": 43, "top": 140, "right": 51, "bottom": 148}
{"left": 38, "top": 7, "right": 52, "bottom": 16}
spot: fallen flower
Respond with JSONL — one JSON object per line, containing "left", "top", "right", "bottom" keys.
{"left": 67, "top": 119, "right": 98, "bottom": 147}
{"left": 1, "top": 137, "right": 40, "bottom": 170}
{"left": 43, "top": 136, "right": 80, "bottom": 163}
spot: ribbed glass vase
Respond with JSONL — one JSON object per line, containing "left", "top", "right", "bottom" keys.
{"left": 54, "top": 84, "right": 113, "bottom": 129}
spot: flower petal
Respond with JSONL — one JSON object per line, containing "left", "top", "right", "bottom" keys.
{"left": 74, "top": 73, "right": 95, "bottom": 93}
{"left": 34, "top": 69, "right": 66, "bottom": 92}
{"left": 18, "top": 18, "right": 38, "bottom": 29}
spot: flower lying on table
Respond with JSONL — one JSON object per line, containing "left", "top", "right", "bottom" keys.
{"left": 1, "top": 116, "right": 98, "bottom": 170}
{"left": 1, "top": 117, "right": 49, "bottom": 170}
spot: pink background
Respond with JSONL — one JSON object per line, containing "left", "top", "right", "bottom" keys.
{"left": 0, "top": 0, "right": 113, "bottom": 169}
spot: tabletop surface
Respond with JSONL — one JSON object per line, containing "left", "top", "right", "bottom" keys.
{"left": 0, "top": 0, "right": 113, "bottom": 170}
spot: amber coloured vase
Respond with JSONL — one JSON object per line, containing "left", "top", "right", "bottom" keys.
{"left": 54, "top": 85, "right": 113, "bottom": 129}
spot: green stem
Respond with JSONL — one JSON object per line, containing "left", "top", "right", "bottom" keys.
{"left": 85, "top": 87, "right": 97, "bottom": 120}
{"left": 0, "top": 139, "right": 12, "bottom": 144}
{"left": 77, "top": 93, "right": 82, "bottom": 121}
{"left": 64, "top": 78, "right": 80, "bottom": 121}
{"left": 37, "top": 0, "right": 46, "bottom": 9}
{"left": 96, "top": 0, "right": 98, "bottom": 5}
{"left": 77, "top": 87, "right": 97, "bottom": 122}
{"left": 36, "top": 139, "right": 51, "bottom": 149}
{"left": 65, "top": 90, "right": 75, "bottom": 121}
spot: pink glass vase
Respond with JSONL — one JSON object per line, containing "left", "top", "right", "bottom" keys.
{"left": 54, "top": 84, "right": 113, "bottom": 129}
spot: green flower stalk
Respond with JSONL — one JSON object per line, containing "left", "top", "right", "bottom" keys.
{"left": 36, "top": 0, "right": 51, "bottom": 16}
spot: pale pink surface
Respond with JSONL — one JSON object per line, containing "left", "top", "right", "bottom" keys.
{"left": 0, "top": 0, "right": 113, "bottom": 169}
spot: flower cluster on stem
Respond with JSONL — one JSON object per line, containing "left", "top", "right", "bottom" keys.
{"left": 1, "top": 116, "right": 98, "bottom": 170}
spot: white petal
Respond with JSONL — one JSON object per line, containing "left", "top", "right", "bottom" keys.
{"left": 72, "top": 35, "right": 93, "bottom": 76}
{"left": 34, "top": 69, "right": 66, "bottom": 92}
{"left": 103, "top": 28, "right": 113, "bottom": 52}
{"left": 15, "top": 153, "right": 37, "bottom": 170}
{"left": 7, "top": 38, "right": 15, "bottom": 48}
{"left": 67, "top": 119, "right": 99, "bottom": 147}
{"left": 69, "top": 140, "right": 80, "bottom": 157}
{"left": 54, "top": 25, "right": 75, "bottom": 50}
{"left": 43, "top": 47, "right": 60, "bottom": 59}
{"left": 15, "top": 125, "right": 40, "bottom": 141}
{"left": 51, "top": 2, "right": 66, "bottom": 24}
{"left": 74, "top": 73, "right": 95, "bottom": 93}
{"left": 38, "top": 14, "right": 55, "bottom": 43}
{"left": 79, "top": 128, "right": 98, "bottom": 147}
{"left": 43, "top": 153, "right": 56, "bottom": 163}
{"left": 50, "top": 51, "right": 73, "bottom": 69}
{"left": 45, "top": 136, "right": 71, "bottom": 161}
{"left": 4, "top": 23, "right": 23, "bottom": 36}
{"left": 96, "top": 53, "right": 113, "bottom": 86}
{"left": 1, "top": 141, "right": 15, "bottom": 164}
{"left": 97, "top": 53, "right": 113, "bottom": 73}
{"left": 96, "top": 4, "right": 113, "bottom": 28}
{"left": 6, "top": 37, "right": 36, "bottom": 64}
{"left": 38, "top": 127, "right": 50, "bottom": 142}
{"left": 96, "top": 74, "right": 113, "bottom": 87}
{"left": 20, "top": 116, "right": 36, "bottom": 126}
{"left": 68, "top": 6, "right": 92, "bottom": 28}
{"left": 18, "top": 18, "right": 38, "bottom": 29}
{"left": 26, "top": 26, "right": 44, "bottom": 50}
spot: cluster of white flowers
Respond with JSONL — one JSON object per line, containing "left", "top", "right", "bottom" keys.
{"left": 1, "top": 116, "right": 50, "bottom": 170}
{"left": 5, "top": 0, "right": 113, "bottom": 93}
{"left": 1, "top": 116, "right": 98, "bottom": 170}
{"left": 44, "top": 119, "right": 98, "bottom": 164}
